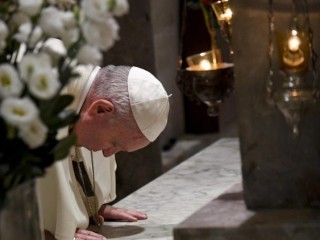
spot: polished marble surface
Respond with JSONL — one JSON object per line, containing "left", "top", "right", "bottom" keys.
{"left": 102, "top": 138, "right": 242, "bottom": 239}
{"left": 174, "top": 183, "right": 320, "bottom": 240}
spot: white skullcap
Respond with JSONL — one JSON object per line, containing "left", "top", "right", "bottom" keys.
{"left": 128, "top": 67, "right": 170, "bottom": 142}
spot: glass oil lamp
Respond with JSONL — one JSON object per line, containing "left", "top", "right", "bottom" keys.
{"left": 176, "top": 0, "right": 234, "bottom": 117}
{"left": 185, "top": 49, "right": 234, "bottom": 117}
{"left": 211, "top": 0, "right": 233, "bottom": 44}
{"left": 211, "top": 0, "right": 232, "bottom": 24}
{"left": 267, "top": 0, "right": 319, "bottom": 137}
{"left": 186, "top": 49, "right": 222, "bottom": 71}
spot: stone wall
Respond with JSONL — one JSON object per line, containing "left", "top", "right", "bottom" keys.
{"left": 233, "top": 0, "right": 320, "bottom": 209}
{"left": 103, "top": 0, "right": 184, "bottom": 201}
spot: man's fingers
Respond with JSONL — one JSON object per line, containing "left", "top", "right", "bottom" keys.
{"left": 128, "top": 210, "right": 148, "bottom": 220}
{"left": 115, "top": 209, "right": 147, "bottom": 222}
{"left": 75, "top": 229, "right": 107, "bottom": 240}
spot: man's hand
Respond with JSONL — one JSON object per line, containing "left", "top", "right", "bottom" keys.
{"left": 44, "top": 229, "right": 107, "bottom": 240}
{"left": 98, "top": 204, "right": 148, "bottom": 222}
{"left": 74, "top": 229, "right": 107, "bottom": 240}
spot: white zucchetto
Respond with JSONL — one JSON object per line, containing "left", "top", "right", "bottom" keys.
{"left": 128, "top": 66, "right": 170, "bottom": 142}
{"left": 69, "top": 65, "right": 170, "bottom": 141}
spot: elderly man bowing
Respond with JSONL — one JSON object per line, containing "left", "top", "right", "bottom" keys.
{"left": 37, "top": 65, "right": 170, "bottom": 240}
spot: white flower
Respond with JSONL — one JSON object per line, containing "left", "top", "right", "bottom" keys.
{"left": 112, "top": 0, "right": 129, "bottom": 17}
{"left": 39, "top": 6, "right": 65, "bottom": 38}
{"left": 82, "top": 18, "right": 119, "bottom": 51}
{"left": 8, "top": 12, "right": 30, "bottom": 33}
{"left": 0, "top": 97, "right": 38, "bottom": 127}
{"left": 61, "top": 27, "right": 79, "bottom": 48}
{"left": 19, "top": 0, "right": 43, "bottom": 17}
{"left": 19, "top": 53, "right": 52, "bottom": 81}
{"left": 62, "top": 11, "right": 77, "bottom": 29}
{"left": 43, "top": 38, "right": 67, "bottom": 66}
{"left": 0, "top": 64, "right": 23, "bottom": 98}
{"left": 0, "top": 20, "right": 8, "bottom": 41}
{"left": 48, "top": 0, "right": 75, "bottom": 6}
{"left": 60, "top": 11, "right": 79, "bottom": 47}
{"left": 13, "top": 22, "right": 43, "bottom": 47}
{"left": 28, "top": 69, "right": 60, "bottom": 99}
{"left": 0, "top": 20, "right": 9, "bottom": 52}
{"left": 18, "top": 117, "right": 48, "bottom": 149}
{"left": 77, "top": 44, "right": 102, "bottom": 65}
{"left": 39, "top": 6, "right": 79, "bottom": 46}
{"left": 81, "top": 0, "right": 111, "bottom": 22}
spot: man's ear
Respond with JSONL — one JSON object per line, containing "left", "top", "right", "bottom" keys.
{"left": 87, "top": 99, "right": 114, "bottom": 116}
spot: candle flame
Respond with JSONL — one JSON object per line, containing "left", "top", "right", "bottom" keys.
{"left": 291, "top": 90, "right": 298, "bottom": 97}
{"left": 288, "top": 35, "right": 301, "bottom": 52}
{"left": 199, "top": 59, "right": 212, "bottom": 70}
{"left": 221, "top": 8, "right": 233, "bottom": 22}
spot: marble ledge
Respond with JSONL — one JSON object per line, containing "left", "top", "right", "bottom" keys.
{"left": 174, "top": 184, "right": 320, "bottom": 240}
{"left": 102, "top": 138, "right": 242, "bottom": 240}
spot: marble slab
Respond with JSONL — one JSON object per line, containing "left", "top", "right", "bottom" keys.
{"left": 102, "top": 138, "right": 242, "bottom": 239}
{"left": 174, "top": 184, "right": 320, "bottom": 240}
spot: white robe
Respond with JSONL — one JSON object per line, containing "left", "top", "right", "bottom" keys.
{"left": 36, "top": 64, "right": 116, "bottom": 240}
{"left": 37, "top": 144, "right": 116, "bottom": 240}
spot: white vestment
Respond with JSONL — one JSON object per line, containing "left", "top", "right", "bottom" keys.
{"left": 36, "top": 65, "right": 116, "bottom": 240}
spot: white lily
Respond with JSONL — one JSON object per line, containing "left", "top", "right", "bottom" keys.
{"left": 82, "top": 18, "right": 119, "bottom": 51}
{"left": 0, "top": 20, "right": 9, "bottom": 52}
{"left": 18, "top": 0, "right": 43, "bottom": 17}
{"left": 43, "top": 38, "right": 67, "bottom": 66}
{"left": 19, "top": 53, "right": 52, "bottom": 81}
{"left": 18, "top": 117, "right": 48, "bottom": 149}
{"left": 77, "top": 44, "right": 102, "bottom": 65}
{"left": 61, "top": 27, "right": 79, "bottom": 48}
{"left": 48, "top": 0, "right": 75, "bottom": 7}
{"left": 0, "top": 64, "right": 23, "bottom": 98}
{"left": 13, "top": 22, "right": 43, "bottom": 47}
{"left": 81, "top": 0, "right": 111, "bottom": 23}
{"left": 111, "top": 0, "right": 129, "bottom": 17}
{"left": 0, "top": 97, "right": 38, "bottom": 127}
{"left": 39, "top": 6, "right": 65, "bottom": 38}
{"left": 8, "top": 12, "right": 30, "bottom": 32}
{"left": 28, "top": 68, "right": 61, "bottom": 99}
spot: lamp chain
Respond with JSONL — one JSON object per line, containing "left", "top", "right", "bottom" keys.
{"left": 302, "top": 0, "right": 319, "bottom": 99}
{"left": 266, "top": 0, "right": 275, "bottom": 104}
{"left": 291, "top": 0, "right": 298, "bottom": 26}
{"left": 177, "top": 0, "right": 188, "bottom": 70}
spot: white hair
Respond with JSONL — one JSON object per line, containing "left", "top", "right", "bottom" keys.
{"left": 89, "top": 65, "right": 141, "bottom": 133}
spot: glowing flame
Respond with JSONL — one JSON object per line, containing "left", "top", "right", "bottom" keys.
{"left": 288, "top": 35, "right": 301, "bottom": 52}
{"left": 199, "top": 59, "right": 212, "bottom": 70}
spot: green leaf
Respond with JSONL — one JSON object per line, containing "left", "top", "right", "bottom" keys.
{"left": 52, "top": 133, "right": 77, "bottom": 160}
{"left": 45, "top": 109, "right": 78, "bottom": 129}
{"left": 39, "top": 94, "right": 76, "bottom": 123}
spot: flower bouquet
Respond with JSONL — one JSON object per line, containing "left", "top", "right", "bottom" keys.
{"left": 0, "top": 0, "right": 129, "bottom": 208}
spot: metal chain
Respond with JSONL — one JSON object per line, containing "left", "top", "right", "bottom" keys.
{"left": 302, "top": 0, "right": 319, "bottom": 99}
{"left": 266, "top": 0, "right": 275, "bottom": 104}
{"left": 75, "top": 148, "right": 100, "bottom": 230}
{"left": 291, "top": 0, "right": 298, "bottom": 28}
{"left": 177, "top": 0, "right": 188, "bottom": 69}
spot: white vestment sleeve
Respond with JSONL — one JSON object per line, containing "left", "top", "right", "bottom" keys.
{"left": 37, "top": 145, "right": 116, "bottom": 240}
